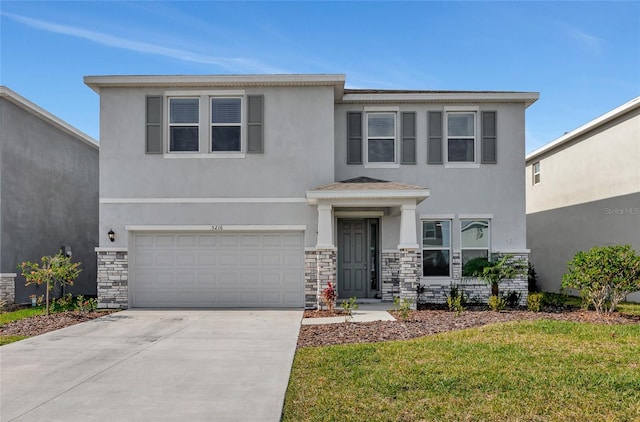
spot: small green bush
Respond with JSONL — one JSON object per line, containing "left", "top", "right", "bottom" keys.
{"left": 340, "top": 297, "right": 359, "bottom": 322}
{"left": 528, "top": 262, "right": 539, "bottom": 292}
{"left": 393, "top": 297, "right": 413, "bottom": 320}
{"left": 487, "top": 295, "right": 506, "bottom": 312}
{"left": 503, "top": 290, "right": 522, "bottom": 308}
{"left": 445, "top": 284, "right": 466, "bottom": 314}
{"left": 527, "top": 292, "right": 544, "bottom": 312}
{"left": 562, "top": 244, "right": 640, "bottom": 314}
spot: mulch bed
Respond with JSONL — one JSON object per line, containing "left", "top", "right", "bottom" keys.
{"left": 298, "top": 309, "right": 640, "bottom": 348}
{"left": 0, "top": 310, "right": 115, "bottom": 338}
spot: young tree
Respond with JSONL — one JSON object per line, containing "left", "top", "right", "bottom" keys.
{"left": 18, "top": 252, "right": 81, "bottom": 315}
{"left": 473, "top": 254, "right": 526, "bottom": 298}
{"left": 562, "top": 245, "right": 640, "bottom": 314}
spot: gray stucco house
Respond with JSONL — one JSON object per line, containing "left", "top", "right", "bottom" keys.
{"left": 0, "top": 86, "right": 99, "bottom": 305}
{"left": 526, "top": 96, "right": 640, "bottom": 303}
{"left": 85, "top": 74, "right": 537, "bottom": 309}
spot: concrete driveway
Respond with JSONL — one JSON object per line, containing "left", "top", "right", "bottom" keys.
{"left": 0, "top": 309, "right": 302, "bottom": 422}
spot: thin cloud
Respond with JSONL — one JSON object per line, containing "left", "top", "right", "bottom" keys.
{"left": 564, "top": 24, "right": 603, "bottom": 53}
{"left": 2, "top": 12, "right": 283, "bottom": 73}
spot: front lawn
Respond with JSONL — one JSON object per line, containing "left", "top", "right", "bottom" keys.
{"left": 0, "top": 307, "right": 45, "bottom": 325}
{"left": 283, "top": 320, "right": 640, "bottom": 421}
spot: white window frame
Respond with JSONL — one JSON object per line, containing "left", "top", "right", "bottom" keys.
{"left": 460, "top": 218, "right": 491, "bottom": 272}
{"left": 421, "top": 219, "right": 452, "bottom": 278}
{"left": 168, "top": 97, "right": 200, "bottom": 153}
{"left": 210, "top": 96, "right": 244, "bottom": 154}
{"left": 364, "top": 106, "right": 399, "bottom": 168}
{"left": 164, "top": 90, "right": 246, "bottom": 158}
{"left": 445, "top": 106, "right": 479, "bottom": 168}
{"left": 533, "top": 162, "right": 541, "bottom": 185}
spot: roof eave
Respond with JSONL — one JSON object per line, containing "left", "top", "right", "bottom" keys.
{"left": 526, "top": 96, "right": 640, "bottom": 163}
{"left": 339, "top": 91, "right": 539, "bottom": 108}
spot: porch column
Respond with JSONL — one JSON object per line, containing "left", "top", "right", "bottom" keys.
{"left": 398, "top": 203, "right": 419, "bottom": 249}
{"left": 316, "top": 204, "right": 334, "bottom": 248}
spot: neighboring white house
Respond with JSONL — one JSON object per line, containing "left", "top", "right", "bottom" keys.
{"left": 526, "top": 96, "right": 640, "bottom": 303}
{"left": 0, "top": 86, "right": 99, "bottom": 305}
{"left": 85, "top": 74, "right": 538, "bottom": 309}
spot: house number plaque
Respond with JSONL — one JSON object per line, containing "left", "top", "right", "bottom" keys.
{"left": 211, "top": 225, "right": 224, "bottom": 231}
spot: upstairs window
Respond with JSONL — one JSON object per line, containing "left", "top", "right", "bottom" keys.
{"left": 533, "top": 162, "right": 541, "bottom": 184}
{"left": 211, "top": 97, "right": 242, "bottom": 152}
{"left": 366, "top": 112, "right": 396, "bottom": 163}
{"left": 447, "top": 112, "right": 476, "bottom": 162}
{"left": 169, "top": 98, "right": 199, "bottom": 152}
{"left": 422, "top": 220, "right": 451, "bottom": 277}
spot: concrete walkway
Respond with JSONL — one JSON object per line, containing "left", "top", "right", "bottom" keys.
{"left": 301, "top": 302, "right": 396, "bottom": 325}
{"left": 0, "top": 309, "right": 302, "bottom": 422}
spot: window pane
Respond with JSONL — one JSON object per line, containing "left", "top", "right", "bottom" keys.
{"left": 170, "top": 127, "right": 199, "bottom": 152}
{"left": 170, "top": 99, "right": 199, "bottom": 124}
{"left": 448, "top": 138, "right": 474, "bottom": 162}
{"left": 462, "top": 249, "right": 489, "bottom": 266}
{"left": 212, "top": 98, "right": 241, "bottom": 124}
{"left": 423, "top": 220, "right": 450, "bottom": 247}
{"left": 212, "top": 126, "right": 241, "bottom": 151}
{"left": 368, "top": 114, "right": 395, "bottom": 137}
{"left": 423, "top": 250, "right": 450, "bottom": 277}
{"left": 461, "top": 220, "right": 489, "bottom": 248}
{"left": 448, "top": 113, "right": 474, "bottom": 136}
{"left": 368, "top": 139, "right": 394, "bottom": 162}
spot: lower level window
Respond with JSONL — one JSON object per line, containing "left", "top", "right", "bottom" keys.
{"left": 422, "top": 220, "right": 451, "bottom": 277}
{"left": 461, "top": 219, "right": 490, "bottom": 272}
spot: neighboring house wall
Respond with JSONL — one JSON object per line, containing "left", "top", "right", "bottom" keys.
{"left": 0, "top": 87, "right": 99, "bottom": 304}
{"left": 526, "top": 97, "right": 640, "bottom": 302}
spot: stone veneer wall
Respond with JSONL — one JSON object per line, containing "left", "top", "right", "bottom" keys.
{"left": 303, "top": 248, "right": 336, "bottom": 309}
{"left": 0, "top": 273, "right": 16, "bottom": 305}
{"left": 420, "top": 252, "right": 529, "bottom": 306}
{"left": 398, "top": 249, "right": 421, "bottom": 309}
{"left": 96, "top": 251, "right": 129, "bottom": 309}
{"left": 381, "top": 251, "right": 400, "bottom": 301}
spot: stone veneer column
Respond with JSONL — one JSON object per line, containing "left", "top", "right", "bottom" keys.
{"left": 316, "top": 248, "right": 336, "bottom": 310}
{"left": 96, "top": 250, "right": 128, "bottom": 309}
{"left": 0, "top": 273, "right": 16, "bottom": 306}
{"left": 499, "top": 253, "right": 529, "bottom": 306}
{"left": 381, "top": 251, "right": 400, "bottom": 301}
{"left": 304, "top": 250, "right": 318, "bottom": 309}
{"left": 398, "top": 248, "right": 420, "bottom": 309}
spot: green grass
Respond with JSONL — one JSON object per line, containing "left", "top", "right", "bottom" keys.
{"left": 618, "top": 301, "right": 640, "bottom": 316}
{"left": 0, "top": 335, "right": 28, "bottom": 345}
{"left": 283, "top": 320, "right": 640, "bottom": 421}
{"left": 0, "top": 306, "right": 44, "bottom": 325}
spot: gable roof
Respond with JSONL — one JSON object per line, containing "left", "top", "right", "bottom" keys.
{"left": 526, "top": 96, "right": 640, "bottom": 163}
{"left": 0, "top": 86, "right": 99, "bottom": 150}
{"left": 307, "top": 177, "right": 429, "bottom": 205}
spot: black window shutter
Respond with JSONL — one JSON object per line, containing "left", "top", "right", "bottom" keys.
{"left": 347, "top": 111, "right": 362, "bottom": 164}
{"left": 427, "top": 111, "right": 443, "bottom": 164}
{"left": 146, "top": 96, "right": 163, "bottom": 154}
{"left": 481, "top": 111, "right": 497, "bottom": 164}
{"left": 401, "top": 112, "right": 416, "bottom": 164}
{"left": 247, "top": 95, "right": 264, "bottom": 153}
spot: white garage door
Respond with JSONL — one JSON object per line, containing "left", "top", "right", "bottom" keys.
{"left": 131, "top": 232, "right": 304, "bottom": 308}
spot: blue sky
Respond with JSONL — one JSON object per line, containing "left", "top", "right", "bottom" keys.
{"left": 1, "top": 1, "right": 639, "bottom": 153}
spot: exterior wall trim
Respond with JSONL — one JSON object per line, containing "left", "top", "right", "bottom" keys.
{"left": 125, "top": 225, "right": 307, "bottom": 232}
{"left": 101, "top": 197, "right": 307, "bottom": 204}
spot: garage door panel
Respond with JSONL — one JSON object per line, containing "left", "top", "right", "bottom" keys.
{"left": 132, "top": 232, "right": 304, "bottom": 308}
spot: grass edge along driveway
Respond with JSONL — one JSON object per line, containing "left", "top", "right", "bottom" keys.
{"left": 283, "top": 320, "right": 640, "bottom": 421}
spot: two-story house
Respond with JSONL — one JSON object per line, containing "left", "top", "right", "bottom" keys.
{"left": 85, "top": 74, "right": 537, "bottom": 309}
{"left": 526, "top": 96, "right": 640, "bottom": 302}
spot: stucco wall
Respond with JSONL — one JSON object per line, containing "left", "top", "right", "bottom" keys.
{"left": 98, "top": 86, "right": 335, "bottom": 248}
{"left": 334, "top": 102, "right": 528, "bottom": 253}
{"left": 527, "top": 192, "right": 640, "bottom": 302}
{"left": 526, "top": 107, "right": 640, "bottom": 214}
{"left": 0, "top": 98, "right": 99, "bottom": 303}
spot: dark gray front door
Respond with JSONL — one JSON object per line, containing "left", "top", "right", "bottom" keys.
{"left": 338, "top": 219, "right": 368, "bottom": 298}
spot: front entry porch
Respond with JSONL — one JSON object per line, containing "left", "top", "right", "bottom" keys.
{"left": 305, "top": 177, "right": 430, "bottom": 310}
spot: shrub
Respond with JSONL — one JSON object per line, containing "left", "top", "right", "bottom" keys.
{"left": 473, "top": 254, "right": 527, "bottom": 297}
{"left": 487, "top": 295, "right": 506, "bottom": 312}
{"left": 445, "top": 284, "right": 466, "bottom": 314}
{"left": 527, "top": 292, "right": 544, "bottom": 312}
{"left": 321, "top": 282, "right": 337, "bottom": 313}
{"left": 562, "top": 244, "right": 640, "bottom": 314}
{"left": 415, "top": 284, "right": 427, "bottom": 305}
{"left": 503, "top": 290, "right": 522, "bottom": 308}
{"left": 393, "top": 297, "right": 413, "bottom": 320}
{"left": 340, "top": 297, "right": 359, "bottom": 322}
{"left": 462, "top": 257, "right": 491, "bottom": 278}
